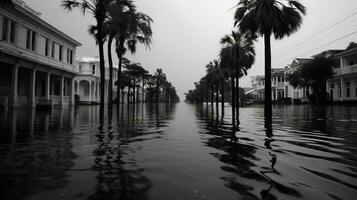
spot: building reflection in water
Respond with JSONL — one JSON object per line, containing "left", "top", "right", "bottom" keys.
{"left": 0, "top": 108, "right": 76, "bottom": 200}
{"left": 0, "top": 103, "right": 176, "bottom": 200}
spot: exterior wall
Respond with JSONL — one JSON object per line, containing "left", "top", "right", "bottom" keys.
{"left": 327, "top": 48, "right": 357, "bottom": 102}
{"left": 0, "top": 0, "right": 80, "bottom": 109}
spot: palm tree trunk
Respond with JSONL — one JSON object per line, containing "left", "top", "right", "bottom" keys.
{"left": 97, "top": 22, "right": 105, "bottom": 121}
{"left": 206, "top": 87, "right": 209, "bottom": 110}
{"left": 127, "top": 82, "right": 131, "bottom": 104}
{"left": 235, "top": 73, "right": 240, "bottom": 124}
{"left": 216, "top": 88, "right": 219, "bottom": 116}
{"left": 264, "top": 34, "right": 273, "bottom": 126}
{"left": 221, "top": 87, "right": 225, "bottom": 115}
{"left": 116, "top": 38, "right": 125, "bottom": 110}
{"left": 231, "top": 75, "right": 236, "bottom": 125}
{"left": 156, "top": 82, "right": 159, "bottom": 104}
{"left": 133, "top": 77, "right": 136, "bottom": 104}
{"left": 107, "top": 35, "right": 114, "bottom": 109}
{"left": 210, "top": 90, "right": 214, "bottom": 108}
{"left": 142, "top": 78, "right": 145, "bottom": 103}
{"left": 121, "top": 88, "right": 124, "bottom": 104}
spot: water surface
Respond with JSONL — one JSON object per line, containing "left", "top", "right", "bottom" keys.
{"left": 0, "top": 103, "right": 356, "bottom": 200}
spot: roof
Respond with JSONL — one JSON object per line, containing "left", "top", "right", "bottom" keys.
{"left": 335, "top": 47, "right": 357, "bottom": 57}
{"left": 11, "top": 0, "right": 81, "bottom": 46}
{"left": 312, "top": 49, "right": 344, "bottom": 58}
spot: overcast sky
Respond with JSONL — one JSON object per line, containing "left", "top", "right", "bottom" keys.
{"left": 25, "top": 0, "right": 357, "bottom": 98}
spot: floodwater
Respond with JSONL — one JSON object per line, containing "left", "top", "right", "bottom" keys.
{"left": 0, "top": 103, "right": 356, "bottom": 200}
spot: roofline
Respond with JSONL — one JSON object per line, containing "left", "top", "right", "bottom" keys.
{"left": 334, "top": 47, "right": 357, "bottom": 57}
{"left": 13, "top": 1, "right": 81, "bottom": 46}
{"left": 312, "top": 49, "right": 343, "bottom": 58}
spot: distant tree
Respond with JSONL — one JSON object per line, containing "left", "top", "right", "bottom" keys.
{"left": 220, "top": 31, "right": 255, "bottom": 122}
{"left": 346, "top": 42, "right": 357, "bottom": 50}
{"left": 287, "top": 57, "right": 334, "bottom": 104}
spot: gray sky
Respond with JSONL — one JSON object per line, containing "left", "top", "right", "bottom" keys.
{"left": 25, "top": 0, "right": 357, "bottom": 98}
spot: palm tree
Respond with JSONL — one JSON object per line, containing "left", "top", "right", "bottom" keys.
{"left": 114, "top": 10, "right": 153, "bottom": 108}
{"left": 234, "top": 0, "right": 306, "bottom": 123}
{"left": 62, "top": 0, "right": 111, "bottom": 113}
{"left": 154, "top": 69, "right": 166, "bottom": 104}
{"left": 103, "top": 0, "right": 135, "bottom": 108}
{"left": 220, "top": 31, "right": 255, "bottom": 124}
{"left": 206, "top": 60, "right": 225, "bottom": 115}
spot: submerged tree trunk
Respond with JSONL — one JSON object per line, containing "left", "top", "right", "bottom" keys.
{"left": 133, "top": 77, "right": 136, "bottom": 104}
{"left": 216, "top": 88, "right": 219, "bottom": 116}
{"left": 231, "top": 75, "right": 236, "bottom": 126}
{"left": 235, "top": 73, "right": 240, "bottom": 124}
{"left": 264, "top": 33, "right": 273, "bottom": 129}
{"left": 116, "top": 38, "right": 125, "bottom": 111}
{"left": 97, "top": 22, "right": 105, "bottom": 121}
{"left": 221, "top": 87, "right": 225, "bottom": 115}
{"left": 107, "top": 35, "right": 114, "bottom": 109}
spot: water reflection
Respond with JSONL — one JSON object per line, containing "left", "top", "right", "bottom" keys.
{"left": 196, "top": 104, "right": 357, "bottom": 200}
{"left": 0, "top": 108, "right": 76, "bottom": 200}
{"left": 0, "top": 103, "right": 176, "bottom": 200}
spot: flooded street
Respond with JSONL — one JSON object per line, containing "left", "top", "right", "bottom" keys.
{"left": 0, "top": 103, "right": 357, "bottom": 200}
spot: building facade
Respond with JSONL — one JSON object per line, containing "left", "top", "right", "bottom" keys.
{"left": 283, "top": 58, "right": 312, "bottom": 103}
{"left": 0, "top": 1, "right": 132, "bottom": 109}
{"left": 249, "top": 69, "right": 287, "bottom": 102}
{"left": 0, "top": 0, "right": 81, "bottom": 108}
{"left": 326, "top": 48, "right": 357, "bottom": 102}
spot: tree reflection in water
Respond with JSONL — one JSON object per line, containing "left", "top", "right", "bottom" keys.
{"left": 89, "top": 103, "right": 176, "bottom": 200}
{"left": 195, "top": 105, "right": 301, "bottom": 199}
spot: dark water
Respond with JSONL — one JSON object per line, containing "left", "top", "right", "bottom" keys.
{"left": 0, "top": 103, "right": 356, "bottom": 200}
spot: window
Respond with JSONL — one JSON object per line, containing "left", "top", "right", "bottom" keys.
{"left": 26, "top": 29, "right": 37, "bottom": 50}
{"left": 346, "top": 82, "right": 350, "bottom": 98}
{"left": 69, "top": 50, "right": 73, "bottom": 64}
{"left": 26, "top": 29, "right": 31, "bottom": 49}
{"left": 45, "top": 39, "right": 49, "bottom": 56}
{"left": 9, "top": 21, "right": 16, "bottom": 43}
{"left": 66, "top": 49, "right": 73, "bottom": 64}
{"left": 51, "top": 42, "right": 55, "bottom": 58}
{"left": 331, "top": 84, "right": 334, "bottom": 89}
{"left": 59, "top": 45, "right": 63, "bottom": 61}
{"left": 92, "top": 65, "right": 95, "bottom": 74}
{"left": 31, "top": 31, "right": 36, "bottom": 51}
{"left": 2, "top": 17, "right": 9, "bottom": 41}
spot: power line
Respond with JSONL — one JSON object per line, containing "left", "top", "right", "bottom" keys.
{"left": 272, "top": 30, "right": 357, "bottom": 67}
{"left": 296, "top": 30, "right": 357, "bottom": 57}
{"left": 278, "top": 10, "right": 357, "bottom": 54}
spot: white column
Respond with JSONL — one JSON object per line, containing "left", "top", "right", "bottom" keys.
{"left": 71, "top": 79, "right": 75, "bottom": 105}
{"left": 30, "top": 69, "right": 37, "bottom": 107}
{"left": 340, "top": 78, "right": 344, "bottom": 101}
{"left": 60, "top": 75, "right": 64, "bottom": 105}
{"left": 89, "top": 81, "right": 92, "bottom": 102}
{"left": 45, "top": 72, "right": 51, "bottom": 100}
{"left": 10, "top": 64, "right": 19, "bottom": 108}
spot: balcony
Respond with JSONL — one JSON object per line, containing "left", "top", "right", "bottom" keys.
{"left": 334, "top": 64, "right": 357, "bottom": 76}
{"left": 0, "top": 41, "right": 76, "bottom": 73}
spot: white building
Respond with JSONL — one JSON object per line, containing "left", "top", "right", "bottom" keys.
{"left": 0, "top": 0, "right": 81, "bottom": 108}
{"left": 74, "top": 57, "right": 120, "bottom": 104}
{"left": 249, "top": 68, "right": 287, "bottom": 102}
{"left": 326, "top": 47, "right": 357, "bottom": 102}
{"left": 283, "top": 58, "right": 313, "bottom": 103}
{"left": 0, "top": 1, "right": 130, "bottom": 109}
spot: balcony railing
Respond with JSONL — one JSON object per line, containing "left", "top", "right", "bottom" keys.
{"left": 334, "top": 64, "right": 357, "bottom": 76}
